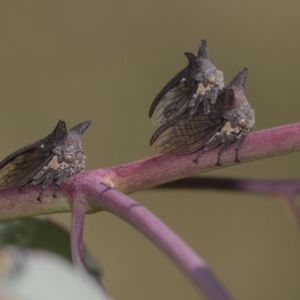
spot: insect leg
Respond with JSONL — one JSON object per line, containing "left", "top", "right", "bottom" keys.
{"left": 19, "top": 170, "right": 47, "bottom": 192}
{"left": 192, "top": 149, "right": 205, "bottom": 164}
{"left": 216, "top": 138, "right": 234, "bottom": 166}
{"left": 36, "top": 190, "right": 44, "bottom": 202}
{"left": 192, "top": 133, "right": 224, "bottom": 164}
{"left": 37, "top": 169, "right": 59, "bottom": 201}
{"left": 189, "top": 94, "right": 204, "bottom": 116}
{"left": 209, "top": 87, "right": 219, "bottom": 105}
{"left": 203, "top": 97, "right": 211, "bottom": 116}
{"left": 202, "top": 87, "right": 220, "bottom": 117}
{"left": 52, "top": 169, "right": 71, "bottom": 198}
{"left": 234, "top": 131, "right": 247, "bottom": 162}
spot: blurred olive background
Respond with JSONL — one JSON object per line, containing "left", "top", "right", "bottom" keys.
{"left": 0, "top": 1, "right": 300, "bottom": 299}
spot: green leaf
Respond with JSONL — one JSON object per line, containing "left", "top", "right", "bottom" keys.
{"left": 0, "top": 218, "right": 101, "bottom": 277}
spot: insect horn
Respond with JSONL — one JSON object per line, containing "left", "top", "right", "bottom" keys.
{"left": 184, "top": 52, "right": 198, "bottom": 66}
{"left": 48, "top": 120, "right": 68, "bottom": 141}
{"left": 227, "top": 68, "right": 248, "bottom": 89}
{"left": 53, "top": 120, "right": 67, "bottom": 132}
{"left": 197, "top": 40, "right": 208, "bottom": 59}
{"left": 184, "top": 40, "right": 209, "bottom": 66}
{"left": 68, "top": 121, "right": 91, "bottom": 137}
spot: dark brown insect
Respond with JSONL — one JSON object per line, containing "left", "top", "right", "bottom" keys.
{"left": 149, "top": 40, "right": 224, "bottom": 125}
{"left": 150, "top": 68, "right": 255, "bottom": 165}
{"left": 0, "top": 120, "right": 91, "bottom": 201}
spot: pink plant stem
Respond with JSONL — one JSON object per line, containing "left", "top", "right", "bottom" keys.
{"left": 96, "top": 123, "right": 300, "bottom": 194}
{"left": 71, "top": 194, "right": 86, "bottom": 271}
{"left": 71, "top": 192, "right": 109, "bottom": 294}
{"left": 72, "top": 180, "right": 233, "bottom": 300}
{"left": 0, "top": 123, "right": 299, "bottom": 220}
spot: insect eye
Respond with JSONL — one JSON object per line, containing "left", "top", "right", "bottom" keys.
{"left": 238, "top": 119, "right": 247, "bottom": 128}
{"left": 207, "top": 76, "right": 216, "bottom": 85}
{"left": 63, "top": 155, "right": 72, "bottom": 163}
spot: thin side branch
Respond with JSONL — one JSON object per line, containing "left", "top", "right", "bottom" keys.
{"left": 155, "top": 177, "right": 300, "bottom": 199}
{"left": 71, "top": 194, "right": 108, "bottom": 293}
{"left": 71, "top": 194, "right": 86, "bottom": 271}
{"left": 156, "top": 177, "right": 300, "bottom": 225}
{"left": 72, "top": 180, "right": 233, "bottom": 300}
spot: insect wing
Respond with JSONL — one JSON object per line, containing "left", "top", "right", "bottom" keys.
{"left": 149, "top": 70, "right": 197, "bottom": 125}
{"left": 0, "top": 146, "right": 53, "bottom": 188}
{"left": 151, "top": 111, "right": 224, "bottom": 154}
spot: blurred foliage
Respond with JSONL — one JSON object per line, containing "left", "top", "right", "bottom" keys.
{"left": 0, "top": 218, "right": 101, "bottom": 277}
{"left": 0, "top": 246, "right": 107, "bottom": 300}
